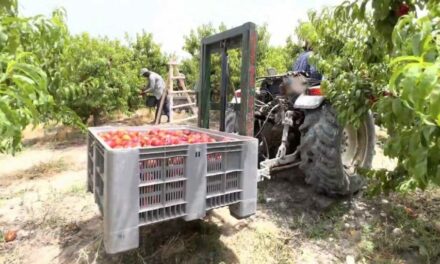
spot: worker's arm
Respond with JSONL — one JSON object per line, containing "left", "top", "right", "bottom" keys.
{"left": 140, "top": 76, "right": 155, "bottom": 95}
{"left": 141, "top": 87, "right": 152, "bottom": 94}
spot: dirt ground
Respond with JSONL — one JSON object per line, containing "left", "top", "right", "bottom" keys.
{"left": 1, "top": 116, "right": 439, "bottom": 264}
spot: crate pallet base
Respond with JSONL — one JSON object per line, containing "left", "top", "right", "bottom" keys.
{"left": 87, "top": 125, "right": 258, "bottom": 254}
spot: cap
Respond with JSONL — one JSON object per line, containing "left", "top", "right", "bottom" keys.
{"left": 140, "top": 68, "right": 149, "bottom": 76}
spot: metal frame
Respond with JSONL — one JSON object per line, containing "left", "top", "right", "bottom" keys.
{"left": 198, "top": 22, "right": 257, "bottom": 136}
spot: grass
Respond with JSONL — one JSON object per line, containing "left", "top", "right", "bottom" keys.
{"left": 1, "top": 158, "right": 68, "bottom": 186}
{"left": 64, "top": 183, "right": 87, "bottom": 195}
{"left": 262, "top": 186, "right": 440, "bottom": 263}
{"left": 286, "top": 202, "right": 348, "bottom": 240}
{"left": 238, "top": 223, "right": 296, "bottom": 263}
{"left": 338, "top": 190, "right": 440, "bottom": 263}
{"left": 29, "top": 159, "right": 69, "bottom": 177}
{"left": 0, "top": 187, "right": 33, "bottom": 206}
{"left": 363, "top": 189, "right": 440, "bottom": 263}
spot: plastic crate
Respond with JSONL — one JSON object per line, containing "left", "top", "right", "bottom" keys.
{"left": 87, "top": 125, "right": 258, "bottom": 254}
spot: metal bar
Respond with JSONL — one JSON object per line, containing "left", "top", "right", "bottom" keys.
{"left": 199, "top": 42, "right": 211, "bottom": 128}
{"left": 168, "top": 91, "right": 197, "bottom": 95}
{"left": 171, "top": 116, "right": 197, "bottom": 123}
{"left": 207, "top": 37, "right": 243, "bottom": 53}
{"left": 172, "top": 103, "right": 196, "bottom": 109}
{"left": 202, "top": 22, "right": 254, "bottom": 45}
{"left": 270, "top": 161, "right": 301, "bottom": 172}
{"left": 239, "top": 23, "right": 257, "bottom": 136}
{"left": 219, "top": 41, "right": 228, "bottom": 132}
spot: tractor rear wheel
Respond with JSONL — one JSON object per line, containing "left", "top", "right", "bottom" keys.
{"left": 225, "top": 107, "right": 238, "bottom": 133}
{"left": 298, "top": 103, "right": 375, "bottom": 196}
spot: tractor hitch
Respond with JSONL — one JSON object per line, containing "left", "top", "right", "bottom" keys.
{"left": 258, "top": 151, "right": 301, "bottom": 181}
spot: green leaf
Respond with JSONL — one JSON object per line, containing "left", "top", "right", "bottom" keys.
{"left": 372, "top": 0, "right": 391, "bottom": 20}
{"left": 390, "top": 56, "right": 422, "bottom": 66}
{"left": 411, "top": 33, "right": 422, "bottom": 56}
{"left": 392, "top": 98, "right": 402, "bottom": 115}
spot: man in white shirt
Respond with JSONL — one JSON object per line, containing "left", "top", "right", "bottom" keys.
{"left": 140, "top": 68, "right": 170, "bottom": 123}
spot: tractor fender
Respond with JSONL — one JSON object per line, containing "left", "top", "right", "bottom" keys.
{"left": 293, "top": 94, "right": 325, "bottom": 109}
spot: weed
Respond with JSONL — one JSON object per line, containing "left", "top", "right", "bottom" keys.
{"left": 65, "top": 183, "right": 86, "bottom": 195}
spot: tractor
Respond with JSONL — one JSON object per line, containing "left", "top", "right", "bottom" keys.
{"left": 198, "top": 22, "right": 375, "bottom": 196}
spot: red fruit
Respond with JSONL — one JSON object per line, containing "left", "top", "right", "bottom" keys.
{"left": 116, "top": 130, "right": 125, "bottom": 137}
{"left": 151, "top": 138, "right": 161, "bottom": 146}
{"left": 172, "top": 138, "right": 180, "bottom": 145}
{"left": 188, "top": 137, "right": 200, "bottom": 144}
{"left": 108, "top": 140, "right": 117, "bottom": 148}
{"left": 115, "top": 137, "right": 123, "bottom": 145}
{"left": 4, "top": 230, "right": 17, "bottom": 242}
{"left": 395, "top": 3, "right": 410, "bottom": 17}
{"left": 122, "top": 134, "right": 131, "bottom": 141}
{"left": 183, "top": 129, "right": 191, "bottom": 135}
{"left": 162, "top": 135, "right": 171, "bottom": 145}
{"left": 143, "top": 138, "right": 152, "bottom": 146}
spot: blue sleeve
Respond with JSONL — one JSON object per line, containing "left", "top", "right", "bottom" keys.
{"left": 292, "top": 52, "right": 322, "bottom": 81}
{"left": 292, "top": 52, "right": 310, "bottom": 72}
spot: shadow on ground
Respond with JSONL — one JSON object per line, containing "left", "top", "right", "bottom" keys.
{"left": 259, "top": 168, "right": 350, "bottom": 239}
{"left": 57, "top": 217, "right": 238, "bottom": 264}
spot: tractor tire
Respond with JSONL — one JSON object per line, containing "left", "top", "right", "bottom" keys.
{"left": 298, "top": 103, "right": 375, "bottom": 196}
{"left": 225, "top": 107, "right": 238, "bottom": 133}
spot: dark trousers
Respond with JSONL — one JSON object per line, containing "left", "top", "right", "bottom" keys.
{"left": 155, "top": 96, "right": 170, "bottom": 122}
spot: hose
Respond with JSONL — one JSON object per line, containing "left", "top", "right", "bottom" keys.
{"left": 255, "top": 104, "right": 279, "bottom": 138}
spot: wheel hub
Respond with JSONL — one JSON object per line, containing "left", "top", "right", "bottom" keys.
{"left": 341, "top": 125, "right": 360, "bottom": 174}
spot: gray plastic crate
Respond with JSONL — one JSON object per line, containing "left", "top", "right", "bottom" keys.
{"left": 87, "top": 125, "right": 258, "bottom": 254}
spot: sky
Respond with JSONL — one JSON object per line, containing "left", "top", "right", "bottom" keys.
{"left": 19, "top": 0, "right": 341, "bottom": 58}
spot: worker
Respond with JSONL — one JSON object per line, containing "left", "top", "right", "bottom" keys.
{"left": 292, "top": 41, "right": 322, "bottom": 81}
{"left": 140, "top": 68, "right": 170, "bottom": 123}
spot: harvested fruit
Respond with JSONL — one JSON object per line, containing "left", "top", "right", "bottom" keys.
{"left": 4, "top": 230, "right": 17, "bottom": 242}
{"left": 97, "top": 129, "right": 232, "bottom": 149}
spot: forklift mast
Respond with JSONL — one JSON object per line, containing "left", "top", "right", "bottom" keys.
{"left": 198, "top": 22, "right": 257, "bottom": 137}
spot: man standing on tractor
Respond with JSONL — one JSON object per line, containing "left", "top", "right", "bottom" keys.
{"left": 292, "top": 41, "right": 322, "bottom": 81}
{"left": 140, "top": 68, "right": 170, "bottom": 123}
